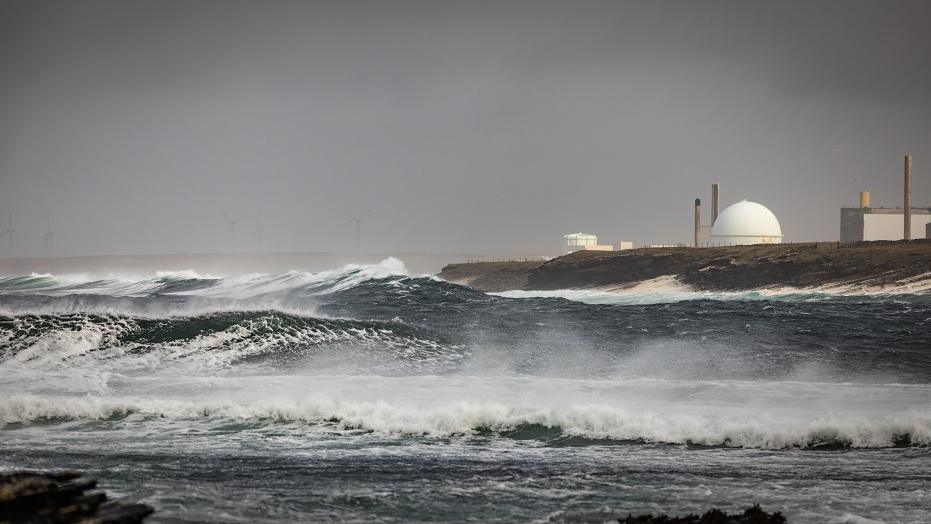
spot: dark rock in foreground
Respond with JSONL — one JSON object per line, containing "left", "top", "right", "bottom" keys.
{"left": 0, "top": 471, "right": 152, "bottom": 524}
{"left": 618, "top": 505, "right": 785, "bottom": 523}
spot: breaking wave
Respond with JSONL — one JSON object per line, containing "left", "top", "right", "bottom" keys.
{"left": 0, "top": 257, "right": 458, "bottom": 319}
{"left": 5, "top": 260, "right": 927, "bottom": 314}
{"left": 492, "top": 275, "right": 931, "bottom": 305}
{"left": 0, "top": 310, "right": 462, "bottom": 378}
{"left": 2, "top": 257, "right": 930, "bottom": 453}
{"left": 3, "top": 380, "right": 930, "bottom": 449}
{"left": 0, "top": 257, "right": 411, "bottom": 301}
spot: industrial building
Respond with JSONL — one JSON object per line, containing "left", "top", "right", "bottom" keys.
{"left": 840, "top": 205, "right": 931, "bottom": 242}
{"left": 710, "top": 200, "right": 783, "bottom": 245}
{"left": 693, "top": 183, "right": 783, "bottom": 246}
{"left": 563, "top": 233, "right": 631, "bottom": 254}
{"left": 840, "top": 156, "right": 930, "bottom": 242}
{"left": 564, "top": 233, "right": 607, "bottom": 254}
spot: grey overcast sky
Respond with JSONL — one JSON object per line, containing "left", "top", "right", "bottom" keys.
{"left": 1, "top": 0, "right": 930, "bottom": 256}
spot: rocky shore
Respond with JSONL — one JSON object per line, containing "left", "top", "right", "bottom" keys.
{"left": 0, "top": 470, "right": 784, "bottom": 524}
{"left": 439, "top": 240, "right": 931, "bottom": 293}
{"left": 616, "top": 505, "right": 785, "bottom": 523}
{"left": 0, "top": 471, "right": 153, "bottom": 523}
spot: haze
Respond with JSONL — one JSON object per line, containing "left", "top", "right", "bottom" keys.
{"left": 1, "top": 0, "right": 930, "bottom": 257}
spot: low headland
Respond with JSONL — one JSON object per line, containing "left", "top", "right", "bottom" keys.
{"left": 439, "top": 240, "right": 931, "bottom": 293}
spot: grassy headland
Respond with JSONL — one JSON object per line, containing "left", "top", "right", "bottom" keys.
{"left": 439, "top": 240, "right": 931, "bottom": 292}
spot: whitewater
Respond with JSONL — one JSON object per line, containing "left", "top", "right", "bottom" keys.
{"left": 2, "top": 258, "right": 931, "bottom": 523}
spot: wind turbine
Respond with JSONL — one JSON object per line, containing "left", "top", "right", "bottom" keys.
{"left": 43, "top": 216, "right": 63, "bottom": 257}
{"left": 223, "top": 210, "right": 246, "bottom": 252}
{"left": 0, "top": 212, "right": 13, "bottom": 258}
{"left": 253, "top": 211, "right": 266, "bottom": 252}
{"left": 346, "top": 209, "right": 371, "bottom": 252}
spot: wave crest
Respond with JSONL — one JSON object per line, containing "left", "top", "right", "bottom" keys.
{"left": 0, "top": 257, "right": 411, "bottom": 300}
{"left": 3, "top": 392, "right": 929, "bottom": 449}
{"left": 0, "top": 310, "right": 461, "bottom": 373}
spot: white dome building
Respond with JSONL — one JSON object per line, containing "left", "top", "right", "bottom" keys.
{"left": 711, "top": 200, "right": 783, "bottom": 245}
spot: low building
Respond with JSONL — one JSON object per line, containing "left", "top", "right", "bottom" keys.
{"left": 564, "top": 233, "right": 597, "bottom": 253}
{"left": 840, "top": 207, "right": 931, "bottom": 242}
{"left": 616, "top": 241, "right": 633, "bottom": 251}
{"left": 563, "top": 233, "right": 613, "bottom": 254}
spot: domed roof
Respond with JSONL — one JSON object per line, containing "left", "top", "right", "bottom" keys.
{"left": 711, "top": 200, "right": 782, "bottom": 239}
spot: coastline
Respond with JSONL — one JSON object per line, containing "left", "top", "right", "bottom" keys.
{"left": 438, "top": 240, "right": 931, "bottom": 293}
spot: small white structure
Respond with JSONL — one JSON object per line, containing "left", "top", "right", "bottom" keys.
{"left": 616, "top": 241, "right": 634, "bottom": 251}
{"left": 564, "top": 233, "right": 598, "bottom": 253}
{"left": 711, "top": 200, "right": 783, "bottom": 245}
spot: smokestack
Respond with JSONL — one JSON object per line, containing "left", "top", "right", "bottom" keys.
{"left": 859, "top": 191, "right": 870, "bottom": 208}
{"left": 904, "top": 155, "right": 912, "bottom": 240}
{"left": 711, "top": 183, "right": 720, "bottom": 224}
{"left": 694, "top": 198, "right": 701, "bottom": 247}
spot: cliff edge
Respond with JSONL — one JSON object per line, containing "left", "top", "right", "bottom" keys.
{"left": 438, "top": 241, "right": 931, "bottom": 293}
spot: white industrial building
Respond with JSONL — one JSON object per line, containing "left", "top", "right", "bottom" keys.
{"left": 840, "top": 158, "right": 928, "bottom": 242}
{"left": 563, "top": 233, "right": 617, "bottom": 254}
{"left": 563, "top": 233, "right": 597, "bottom": 253}
{"left": 710, "top": 200, "right": 783, "bottom": 245}
{"left": 840, "top": 207, "right": 931, "bottom": 242}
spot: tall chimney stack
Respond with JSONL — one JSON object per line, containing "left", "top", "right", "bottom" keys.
{"left": 711, "top": 183, "right": 720, "bottom": 224}
{"left": 694, "top": 198, "right": 701, "bottom": 247}
{"left": 904, "top": 155, "right": 912, "bottom": 240}
{"left": 859, "top": 191, "right": 870, "bottom": 208}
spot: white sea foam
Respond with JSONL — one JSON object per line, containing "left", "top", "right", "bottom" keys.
{"left": 492, "top": 273, "right": 931, "bottom": 305}
{"left": 2, "top": 258, "right": 929, "bottom": 452}
{"left": 3, "top": 259, "right": 927, "bottom": 310}
{"left": 0, "top": 258, "right": 416, "bottom": 317}
{"left": 0, "top": 311, "right": 452, "bottom": 384}
{"left": 153, "top": 269, "right": 217, "bottom": 280}
{"left": 2, "top": 375, "right": 929, "bottom": 449}
{"left": 174, "top": 257, "right": 409, "bottom": 299}
{"left": 0, "top": 258, "right": 409, "bottom": 299}
{"left": 827, "top": 515, "right": 887, "bottom": 524}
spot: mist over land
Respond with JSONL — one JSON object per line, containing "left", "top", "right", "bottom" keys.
{"left": 2, "top": 0, "right": 931, "bottom": 258}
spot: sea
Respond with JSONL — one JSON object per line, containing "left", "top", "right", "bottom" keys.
{"left": 1, "top": 257, "right": 930, "bottom": 523}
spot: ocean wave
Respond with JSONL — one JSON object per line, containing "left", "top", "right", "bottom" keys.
{"left": 0, "top": 310, "right": 460, "bottom": 373}
{"left": 0, "top": 270, "right": 219, "bottom": 297}
{"left": 0, "top": 257, "right": 443, "bottom": 318}
{"left": 492, "top": 275, "right": 931, "bottom": 305}
{"left": 5, "top": 259, "right": 926, "bottom": 312}
{"left": 0, "top": 257, "right": 412, "bottom": 300}
{"left": 3, "top": 391, "right": 929, "bottom": 449}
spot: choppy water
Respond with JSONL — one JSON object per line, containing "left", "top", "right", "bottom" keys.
{"left": 2, "top": 258, "right": 930, "bottom": 523}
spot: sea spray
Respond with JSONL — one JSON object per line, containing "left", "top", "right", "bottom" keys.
{"left": 2, "top": 258, "right": 931, "bottom": 522}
